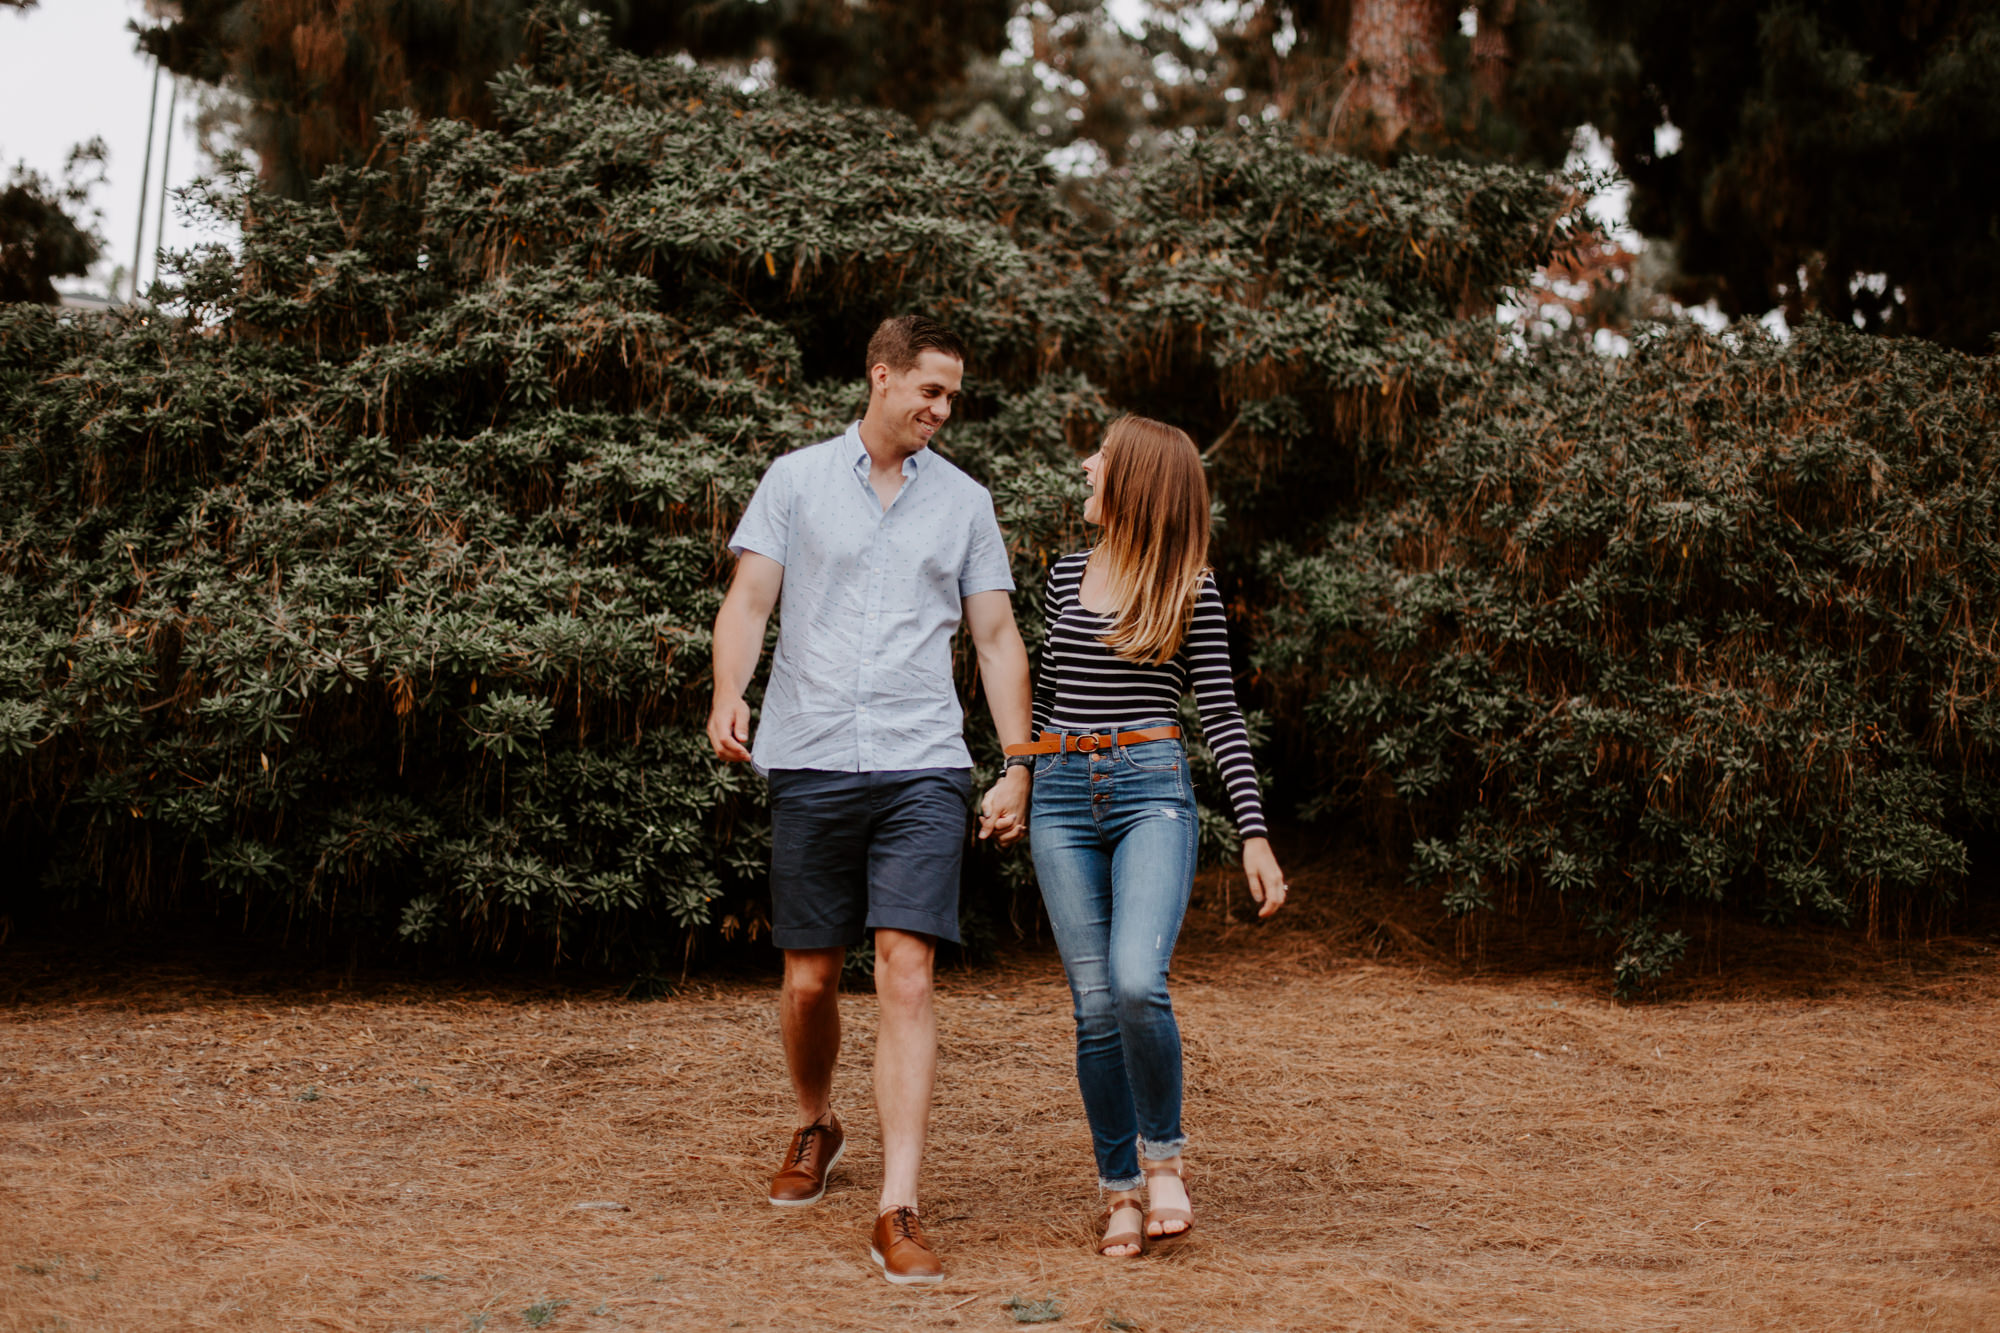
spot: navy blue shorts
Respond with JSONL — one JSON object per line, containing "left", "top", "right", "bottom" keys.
{"left": 765, "top": 768, "right": 973, "bottom": 949}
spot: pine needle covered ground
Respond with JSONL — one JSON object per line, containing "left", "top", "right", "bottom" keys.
{"left": 3, "top": 852, "right": 1996, "bottom": 1332}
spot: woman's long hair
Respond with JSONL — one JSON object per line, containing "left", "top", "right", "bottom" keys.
{"left": 1092, "top": 415, "right": 1212, "bottom": 666}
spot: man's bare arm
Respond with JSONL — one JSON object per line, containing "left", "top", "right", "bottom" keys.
{"left": 962, "top": 588, "right": 1033, "bottom": 842}
{"left": 707, "top": 551, "right": 784, "bottom": 762}
{"left": 964, "top": 589, "right": 1032, "bottom": 747}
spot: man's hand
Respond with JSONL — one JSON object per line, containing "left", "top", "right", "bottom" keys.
{"left": 708, "top": 694, "right": 753, "bottom": 762}
{"left": 978, "top": 766, "right": 1031, "bottom": 845}
{"left": 1242, "top": 836, "right": 1288, "bottom": 918}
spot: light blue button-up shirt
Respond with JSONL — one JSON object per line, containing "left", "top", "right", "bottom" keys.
{"left": 728, "top": 423, "right": 1016, "bottom": 772}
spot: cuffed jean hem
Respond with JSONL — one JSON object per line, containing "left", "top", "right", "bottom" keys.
{"left": 1139, "top": 1135, "right": 1187, "bottom": 1163}
{"left": 1100, "top": 1174, "right": 1145, "bottom": 1192}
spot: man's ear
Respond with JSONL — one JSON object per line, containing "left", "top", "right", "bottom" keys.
{"left": 868, "top": 362, "right": 889, "bottom": 396}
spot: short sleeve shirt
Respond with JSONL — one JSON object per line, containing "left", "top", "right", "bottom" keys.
{"left": 728, "top": 423, "right": 1016, "bottom": 772}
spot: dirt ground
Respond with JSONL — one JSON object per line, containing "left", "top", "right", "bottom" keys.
{"left": 3, "top": 856, "right": 1998, "bottom": 1333}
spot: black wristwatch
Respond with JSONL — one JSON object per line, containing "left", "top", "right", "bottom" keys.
{"left": 1003, "top": 754, "right": 1036, "bottom": 775}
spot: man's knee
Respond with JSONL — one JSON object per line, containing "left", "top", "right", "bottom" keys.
{"left": 872, "top": 930, "right": 935, "bottom": 1009}
{"left": 784, "top": 948, "right": 843, "bottom": 1006}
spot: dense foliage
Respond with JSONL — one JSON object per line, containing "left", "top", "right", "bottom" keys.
{"left": 130, "top": 1, "right": 2000, "bottom": 355}
{"left": 0, "top": 18, "right": 1575, "bottom": 963}
{"left": 1270, "top": 320, "right": 2000, "bottom": 993}
{"left": 17, "top": 10, "right": 1990, "bottom": 989}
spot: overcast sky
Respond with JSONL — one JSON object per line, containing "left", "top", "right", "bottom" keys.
{"left": 2, "top": 0, "right": 230, "bottom": 297}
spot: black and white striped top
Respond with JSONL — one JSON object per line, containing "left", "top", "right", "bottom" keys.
{"left": 1030, "top": 550, "right": 1268, "bottom": 839}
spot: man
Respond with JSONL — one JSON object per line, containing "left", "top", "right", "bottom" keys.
{"left": 706, "top": 315, "right": 1033, "bottom": 1285}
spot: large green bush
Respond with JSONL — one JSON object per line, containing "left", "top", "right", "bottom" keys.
{"left": 1267, "top": 321, "right": 2000, "bottom": 993}
{"left": 0, "top": 14, "right": 1574, "bottom": 961}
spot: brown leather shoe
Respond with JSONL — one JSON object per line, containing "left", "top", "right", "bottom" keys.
{"left": 767, "top": 1114, "right": 844, "bottom": 1206}
{"left": 870, "top": 1206, "right": 943, "bottom": 1285}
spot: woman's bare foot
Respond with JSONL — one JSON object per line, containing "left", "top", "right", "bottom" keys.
{"left": 1099, "top": 1191, "right": 1145, "bottom": 1257}
{"left": 1143, "top": 1157, "right": 1191, "bottom": 1239}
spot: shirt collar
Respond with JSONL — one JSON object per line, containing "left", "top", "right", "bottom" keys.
{"left": 848, "top": 421, "right": 925, "bottom": 478}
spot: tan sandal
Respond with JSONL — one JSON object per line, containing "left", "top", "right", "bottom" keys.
{"left": 1098, "top": 1194, "right": 1145, "bottom": 1258}
{"left": 1143, "top": 1162, "right": 1192, "bottom": 1244}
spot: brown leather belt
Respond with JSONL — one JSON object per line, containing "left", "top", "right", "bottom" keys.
{"left": 1004, "top": 726, "right": 1182, "bottom": 757}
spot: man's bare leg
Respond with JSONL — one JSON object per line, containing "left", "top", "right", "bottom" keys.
{"left": 872, "top": 928, "right": 937, "bottom": 1210}
{"left": 781, "top": 947, "right": 844, "bottom": 1124}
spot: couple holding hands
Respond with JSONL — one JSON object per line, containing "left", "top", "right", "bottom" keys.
{"left": 706, "top": 315, "right": 1287, "bottom": 1283}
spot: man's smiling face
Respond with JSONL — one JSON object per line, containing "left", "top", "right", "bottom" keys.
{"left": 873, "top": 349, "right": 963, "bottom": 454}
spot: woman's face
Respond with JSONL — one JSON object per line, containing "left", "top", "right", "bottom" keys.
{"left": 1081, "top": 448, "right": 1104, "bottom": 524}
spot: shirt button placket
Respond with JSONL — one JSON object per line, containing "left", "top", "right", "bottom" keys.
{"left": 859, "top": 524, "right": 882, "bottom": 770}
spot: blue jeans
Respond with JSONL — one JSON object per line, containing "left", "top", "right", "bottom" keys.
{"left": 1028, "top": 737, "right": 1198, "bottom": 1190}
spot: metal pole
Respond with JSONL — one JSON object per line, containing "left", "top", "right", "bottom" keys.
{"left": 130, "top": 60, "right": 161, "bottom": 302}
{"left": 151, "top": 74, "right": 179, "bottom": 292}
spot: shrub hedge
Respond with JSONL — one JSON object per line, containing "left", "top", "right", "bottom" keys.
{"left": 0, "top": 14, "right": 1578, "bottom": 964}
{"left": 1267, "top": 321, "right": 2000, "bottom": 993}
{"left": 21, "top": 15, "right": 1989, "bottom": 989}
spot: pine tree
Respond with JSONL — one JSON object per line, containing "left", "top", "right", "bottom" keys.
{"left": 137, "top": 0, "right": 1013, "bottom": 197}
{"left": 959, "top": 2, "right": 1617, "bottom": 167}
{"left": 1577, "top": 0, "right": 2000, "bottom": 350}
{"left": 1010, "top": 2, "right": 2000, "bottom": 348}
{"left": 0, "top": 143, "right": 103, "bottom": 304}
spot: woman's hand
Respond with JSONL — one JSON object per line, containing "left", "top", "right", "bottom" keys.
{"left": 979, "top": 766, "right": 1032, "bottom": 846}
{"left": 1241, "top": 836, "right": 1287, "bottom": 918}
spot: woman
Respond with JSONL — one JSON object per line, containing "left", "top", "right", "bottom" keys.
{"left": 1007, "top": 414, "right": 1288, "bottom": 1257}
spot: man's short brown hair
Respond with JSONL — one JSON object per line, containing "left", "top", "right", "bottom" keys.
{"left": 865, "top": 315, "right": 968, "bottom": 378}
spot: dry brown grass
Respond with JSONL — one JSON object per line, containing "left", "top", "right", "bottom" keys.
{"left": 2, "top": 855, "right": 1997, "bottom": 1332}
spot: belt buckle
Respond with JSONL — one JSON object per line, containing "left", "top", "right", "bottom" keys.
{"left": 1074, "top": 734, "right": 1100, "bottom": 753}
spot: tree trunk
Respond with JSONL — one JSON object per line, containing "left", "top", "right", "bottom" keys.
{"left": 1471, "top": 0, "right": 1515, "bottom": 107}
{"left": 1342, "top": 0, "right": 1453, "bottom": 155}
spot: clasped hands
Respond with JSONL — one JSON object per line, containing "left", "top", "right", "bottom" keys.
{"left": 976, "top": 765, "right": 1030, "bottom": 846}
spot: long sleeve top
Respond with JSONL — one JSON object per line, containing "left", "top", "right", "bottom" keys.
{"left": 1030, "top": 550, "right": 1268, "bottom": 839}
